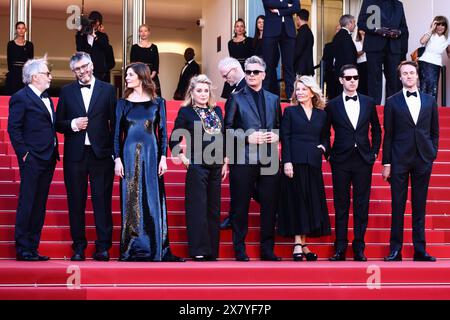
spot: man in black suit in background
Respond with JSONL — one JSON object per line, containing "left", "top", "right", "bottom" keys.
{"left": 326, "top": 64, "right": 381, "bottom": 261}
{"left": 8, "top": 56, "right": 59, "bottom": 261}
{"left": 173, "top": 48, "right": 200, "bottom": 100}
{"left": 56, "top": 52, "right": 116, "bottom": 261}
{"left": 331, "top": 15, "right": 357, "bottom": 98}
{"left": 218, "top": 57, "right": 246, "bottom": 100}
{"left": 225, "top": 56, "right": 282, "bottom": 261}
{"left": 358, "top": 0, "right": 408, "bottom": 104}
{"left": 382, "top": 61, "right": 439, "bottom": 262}
{"left": 76, "top": 11, "right": 114, "bottom": 83}
{"left": 262, "top": 0, "right": 300, "bottom": 99}
{"left": 294, "top": 9, "right": 314, "bottom": 76}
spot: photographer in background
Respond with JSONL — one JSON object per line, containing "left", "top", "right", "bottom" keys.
{"left": 76, "top": 11, "right": 115, "bottom": 82}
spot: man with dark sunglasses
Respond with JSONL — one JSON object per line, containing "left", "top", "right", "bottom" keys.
{"left": 325, "top": 64, "right": 381, "bottom": 262}
{"left": 225, "top": 55, "right": 282, "bottom": 262}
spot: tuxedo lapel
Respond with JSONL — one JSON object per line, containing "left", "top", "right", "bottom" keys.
{"left": 397, "top": 93, "right": 416, "bottom": 126}
{"left": 72, "top": 82, "right": 87, "bottom": 116}
{"left": 243, "top": 87, "right": 261, "bottom": 123}
{"left": 336, "top": 97, "right": 354, "bottom": 129}
{"left": 263, "top": 90, "right": 274, "bottom": 126}
{"left": 25, "top": 86, "right": 52, "bottom": 123}
{"left": 355, "top": 94, "right": 366, "bottom": 129}
{"left": 416, "top": 92, "right": 428, "bottom": 125}
{"left": 87, "top": 80, "right": 103, "bottom": 116}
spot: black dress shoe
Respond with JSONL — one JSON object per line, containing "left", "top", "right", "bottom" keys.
{"left": 329, "top": 251, "right": 346, "bottom": 261}
{"left": 92, "top": 250, "right": 110, "bottom": 261}
{"left": 162, "top": 253, "right": 186, "bottom": 262}
{"left": 413, "top": 252, "right": 436, "bottom": 262}
{"left": 235, "top": 252, "right": 250, "bottom": 261}
{"left": 353, "top": 252, "right": 367, "bottom": 262}
{"left": 261, "top": 253, "right": 282, "bottom": 261}
{"left": 71, "top": 252, "right": 86, "bottom": 261}
{"left": 16, "top": 252, "right": 39, "bottom": 261}
{"left": 31, "top": 251, "right": 50, "bottom": 261}
{"left": 384, "top": 250, "right": 402, "bottom": 261}
{"left": 220, "top": 216, "right": 232, "bottom": 230}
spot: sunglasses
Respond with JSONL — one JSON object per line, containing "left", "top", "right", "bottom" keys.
{"left": 342, "top": 75, "right": 359, "bottom": 81}
{"left": 245, "top": 69, "right": 264, "bottom": 76}
{"left": 436, "top": 22, "right": 447, "bottom": 27}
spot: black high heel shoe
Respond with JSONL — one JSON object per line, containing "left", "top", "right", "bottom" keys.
{"left": 292, "top": 243, "right": 303, "bottom": 261}
{"left": 302, "top": 244, "right": 318, "bottom": 261}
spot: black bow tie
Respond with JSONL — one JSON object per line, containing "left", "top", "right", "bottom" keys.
{"left": 40, "top": 91, "right": 49, "bottom": 99}
{"left": 406, "top": 91, "right": 417, "bottom": 98}
{"left": 345, "top": 95, "right": 357, "bottom": 102}
{"left": 79, "top": 83, "right": 91, "bottom": 89}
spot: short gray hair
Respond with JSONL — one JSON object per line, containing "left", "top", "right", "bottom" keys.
{"left": 339, "top": 14, "right": 355, "bottom": 28}
{"left": 244, "top": 55, "right": 266, "bottom": 71}
{"left": 218, "top": 57, "right": 242, "bottom": 72}
{"left": 22, "top": 55, "right": 48, "bottom": 85}
{"left": 69, "top": 51, "right": 92, "bottom": 70}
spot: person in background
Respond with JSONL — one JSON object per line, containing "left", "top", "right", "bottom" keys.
{"left": 5, "top": 21, "right": 34, "bottom": 95}
{"left": 418, "top": 16, "right": 450, "bottom": 102}
{"left": 8, "top": 56, "right": 58, "bottom": 261}
{"left": 354, "top": 29, "right": 368, "bottom": 96}
{"left": 173, "top": 47, "right": 200, "bottom": 100}
{"left": 252, "top": 15, "right": 265, "bottom": 58}
{"left": 114, "top": 62, "right": 184, "bottom": 262}
{"left": 322, "top": 24, "right": 341, "bottom": 100}
{"left": 278, "top": 76, "right": 330, "bottom": 261}
{"left": 170, "top": 75, "right": 227, "bottom": 261}
{"left": 294, "top": 9, "right": 314, "bottom": 76}
{"left": 130, "top": 24, "right": 162, "bottom": 96}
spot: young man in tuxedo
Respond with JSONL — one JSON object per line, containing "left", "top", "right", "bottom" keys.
{"left": 225, "top": 56, "right": 282, "bottom": 261}
{"left": 173, "top": 47, "right": 200, "bottom": 100}
{"left": 294, "top": 9, "right": 314, "bottom": 77}
{"left": 382, "top": 61, "right": 439, "bottom": 262}
{"left": 56, "top": 52, "right": 116, "bottom": 261}
{"left": 8, "top": 56, "right": 59, "bottom": 261}
{"left": 326, "top": 64, "right": 381, "bottom": 261}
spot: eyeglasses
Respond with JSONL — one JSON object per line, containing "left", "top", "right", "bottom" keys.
{"left": 37, "top": 71, "right": 52, "bottom": 77}
{"left": 72, "top": 63, "right": 91, "bottom": 73}
{"left": 245, "top": 69, "right": 264, "bottom": 76}
{"left": 342, "top": 75, "right": 359, "bottom": 81}
{"left": 222, "top": 68, "right": 235, "bottom": 79}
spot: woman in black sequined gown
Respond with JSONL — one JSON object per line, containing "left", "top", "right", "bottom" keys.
{"left": 114, "top": 62, "right": 184, "bottom": 262}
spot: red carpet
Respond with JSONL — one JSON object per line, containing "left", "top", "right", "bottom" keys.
{"left": 0, "top": 95, "right": 450, "bottom": 299}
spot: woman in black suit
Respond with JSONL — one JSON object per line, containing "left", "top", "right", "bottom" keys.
{"left": 279, "top": 75, "right": 331, "bottom": 261}
{"left": 169, "top": 75, "right": 228, "bottom": 261}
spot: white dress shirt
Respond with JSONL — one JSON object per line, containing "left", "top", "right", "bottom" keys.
{"left": 402, "top": 88, "right": 421, "bottom": 125}
{"left": 343, "top": 92, "right": 360, "bottom": 129}
{"left": 71, "top": 77, "right": 96, "bottom": 145}
{"left": 181, "top": 59, "right": 194, "bottom": 75}
{"left": 28, "top": 84, "right": 53, "bottom": 122}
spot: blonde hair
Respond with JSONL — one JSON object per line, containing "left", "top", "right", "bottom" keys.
{"left": 291, "top": 75, "right": 326, "bottom": 109}
{"left": 182, "top": 74, "right": 216, "bottom": 109}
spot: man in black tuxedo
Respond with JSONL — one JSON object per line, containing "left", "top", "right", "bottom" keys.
{"left": 225, "top": 56, "right": 282, "bottom": 261}
{"left": 76, "top": 11, "right": 114, "bottom": 83}
{"left": 262, "top": 0, "right": 300, "bottom": 99}
{"left": 294, "top": 9, "right": 314, "bottom": 76}
{"left": 218, "top": 57, "right": 246, "bottom": 100}
{"left": 322, "top": 24, "right": 341, "bottom": 100}
{"left": 331, "top": 15, "right": 357, "bottom": 98}
{"left": 358, "top": 0, "right": 408, "bottom": 104}
{"left": 382, "top": 61, "right": 439, "bottom": 262}
{"left": 326, "top": 64, "right": 381, "bottom": 261}
{"left": 173, "top": 48, "right": 200, "bottom": 100}
{"left": 56, "top": 52, "right": 116, "bottom": 261}
{"left": 8, "top": 56, "right": 59, "bottom": 261}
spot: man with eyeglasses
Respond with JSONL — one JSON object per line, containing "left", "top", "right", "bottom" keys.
{"left": 225, "top": 55, "right": 282, "bottom": 261}
{"left": 56, "top": 52, "right": 116, "bottom": 262}
{"left": 218, "top": 57, "right": 246, "bottom": 100}
{"left": 8, "top": 56, "right": 59, "bottom": 261}
{"left": 325, "top": 64, "right": 381, "bottom": 262}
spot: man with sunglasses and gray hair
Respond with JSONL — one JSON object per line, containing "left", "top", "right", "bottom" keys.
{"left": 325, "top": 64, "right": 381, "bottom": 262}
{"left": 56, "top": 51, "right": 116, "bottom": 262}
{"left": 8, "top": 55, "right": 59, "bottom": 261}
{"left": 225, "top": 55, "right": 282, "bottom": 261}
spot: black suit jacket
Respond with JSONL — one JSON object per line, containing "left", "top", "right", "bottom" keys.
{"left": 173, "top": 60, "right": 200, "bottom": 100}
{"left": 294, "top": 24, "right": 315, "bottom": 76}
{"left": 326, "top": 93, "right": 381, "bottom": 164}
{"left": 382, "top": 91, "right": 439, "bottom": 166}
{"left": 358, "top": 0, "right": 408, "bottom": 54}
{"left": 8, "top": 86, "right": 59, "bottom": 162}
{"left": 56, "top": 79, "right": 116, "bottom": 162}
{"left": 225, "top": 86, "right": 281, "bottom": 164}
{"left": 262, "top": 0, "right": 300, "bottom": 38}
{"left": 76, "top": 31, "right": 112, "bottom": 73}
{"left": 332, "top": 29, "right": 357, "bottom": 77}
{"left": 281, "top": 105, "right": 328, "bottom": 168}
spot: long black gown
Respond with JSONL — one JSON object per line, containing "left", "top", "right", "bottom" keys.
{"left": 130, "top": 44, "right": 162, "bottom": 97}
{"left": 5, "top": 40, "right": 34, "bottom": 95}
{"left": 114, "top": 98, "right": 172, "bottom": 261}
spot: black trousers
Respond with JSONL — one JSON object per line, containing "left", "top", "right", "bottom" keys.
{"left": 229, "top": 164, "right": 280, "bottom": 256}
{"left": 262, "top": 26, "right": 295, "bottom": 99}
{"left": 366, "top": 50, "right": 401, "bottom": 104}
{"left": 15, "top": 153, "right": 56, "bottom": 255}
{"left": 185, "top": 164, "right": 222, "bottom": 258}
{"left": 331, "top": 149, "right": 373, "bottom": 253}
{"left": 64, "top": 146, "right": 114, "bottom": 252}
{"left": 390, "top": 154, "right": 432, "bottom": 255}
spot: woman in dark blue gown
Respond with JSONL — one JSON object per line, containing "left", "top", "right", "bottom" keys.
{"left": 114, "top": 62, "right": 184, "bottom": 262}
